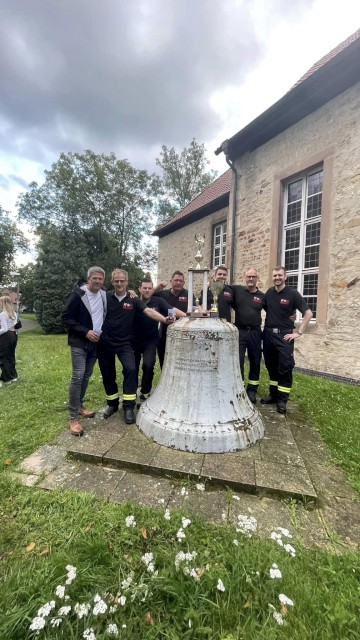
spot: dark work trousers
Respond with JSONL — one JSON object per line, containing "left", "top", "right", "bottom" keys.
{"left": 157, "top": 334, "right": 166, "bottom": 369}
{"left": 133, "top": 342, "right": 157, "bottom": 396}
{"left": 238, "top": 328, "right": 262, "bottom": 393}
{"left": 262, "top": 330, "right": 295, "bottom": 403}
{"left": 98, "top": 342, "right": 137, "bottom": 409}
{"left": 0, "top": 331, "right": 18, "bottom": 382}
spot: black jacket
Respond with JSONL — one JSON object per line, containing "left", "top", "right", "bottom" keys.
{"left": 62, "top": 286, "right": 107, "bottom": 348}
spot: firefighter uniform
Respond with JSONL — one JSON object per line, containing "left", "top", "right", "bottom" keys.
{"left": 132, "top": 295, "right": 169, "bottom": 397}
{"left": 98, "top": 293, "right": 146, "bottom": 411}
{"left": 263, "top": 285, "right": 310, "bottom": 406}
{"left": 230, "top": 285, "right": 265, "bottom": 398}
{"left": 156, "top": 288, "right": 194, "bottom": 367}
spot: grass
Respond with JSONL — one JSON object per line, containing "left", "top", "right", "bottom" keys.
{"left": 0, "top": 331, "right": 359, "bottom": 639}
{"left": 20, "top": 313, "right": 37, "bottom": 321}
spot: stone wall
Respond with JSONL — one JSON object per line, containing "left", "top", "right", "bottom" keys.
{"left": 232, "top": 82, "right": 360, "bottom": 381}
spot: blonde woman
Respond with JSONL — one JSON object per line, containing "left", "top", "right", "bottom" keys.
{"left": 0, "top": 296, "right": 18, "bottom": 386}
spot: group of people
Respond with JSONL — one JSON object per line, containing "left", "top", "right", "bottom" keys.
{"left": 0, "top": 295, "right": 20, "bottom": 387}
{"left": 62, "top": 262, "right": 312, "bottom": 436}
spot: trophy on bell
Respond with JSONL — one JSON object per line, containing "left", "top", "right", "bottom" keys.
{"left": 194, "top": 233, "right": 205, "bottom": 270}
{"left": 210, "top": 279, "right": 224, "bottom": 315}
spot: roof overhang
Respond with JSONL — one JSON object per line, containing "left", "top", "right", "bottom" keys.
{"left": 154, "top": 192, "right": 229, "bottom": 238}
{"left": 215, "top": 36, "right": 360, "bottom": 161}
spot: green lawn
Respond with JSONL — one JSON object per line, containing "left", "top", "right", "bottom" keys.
{"left": 0, "top": 331, "right": 359, "bottom": 639}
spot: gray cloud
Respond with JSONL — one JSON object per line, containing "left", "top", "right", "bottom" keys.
{"left": 0, "top": 0, "right": 313, "bottom": 172}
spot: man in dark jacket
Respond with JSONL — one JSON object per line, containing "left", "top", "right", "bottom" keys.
{"left": 62, "top": 266, "right": 106, "bottom": 435}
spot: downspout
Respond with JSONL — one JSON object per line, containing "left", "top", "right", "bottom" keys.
{"left": 225, "top": 155, "right": 238, "bottom": 284}
{"left": 215, "top": 139, "right": 239, "bottom": 284}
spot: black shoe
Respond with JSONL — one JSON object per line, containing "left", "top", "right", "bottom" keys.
{"left": 124, "top": 408, "right": 135, "bottom": 424}
{"left": 103, "top": 405, "right": 118, "bottom": 419}
{"left": 247, "top": 391, "right": 257, "bottom": 404}
{"left": 261, "top": 395, "right": 277, "bottom": 404}
{"left": 276, "top": 401, "right": 287, "bottom": 415}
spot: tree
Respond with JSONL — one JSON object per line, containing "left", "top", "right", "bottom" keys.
{"left": 0, "top": 206, "right": 28, "bottom": 283}
{"left": 16, "top": 263, "right": 36, "bottom": 312}
{"left": 17, "top": 150, "right": 157, "bottom": 275}
{"left": 155, "top": 139, "right": 217, "bottom": 222}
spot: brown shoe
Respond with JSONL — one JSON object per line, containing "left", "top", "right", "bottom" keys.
{"left": 69, "top": 420, "right": 84, "bottom": 436}
{"left": 79, "top": 407, "right": 96, "bottom": 418}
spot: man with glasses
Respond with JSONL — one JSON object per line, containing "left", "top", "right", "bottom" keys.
{"left": 154, "top": 271, "right": 195, "bottom": 368}
{"left": 98, "top": 269, "right": 174, "bottom": 424}
{"left": 230, "top": 268, "right": 265, "bottom": 404}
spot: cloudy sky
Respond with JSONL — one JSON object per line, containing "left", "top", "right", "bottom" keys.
{"left": 1, "top": 0, "right": 359, "bottom": 222}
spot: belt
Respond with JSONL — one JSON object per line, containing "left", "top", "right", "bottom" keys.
{"left": 265, "top": 327, "right": 291, "bottom": 334}
{"left": 237, "top": 325, "right": 261, "bottom": 331}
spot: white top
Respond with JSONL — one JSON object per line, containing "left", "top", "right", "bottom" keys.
{"left": 0, "top": 311, "right": 17, "bottom": 335}
{"left": 85, "top": 288, "right": 104, "bottom": 332}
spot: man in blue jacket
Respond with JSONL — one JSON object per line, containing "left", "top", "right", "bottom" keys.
{"left": 62, "top": 266, "right": 106, "bottom": 436}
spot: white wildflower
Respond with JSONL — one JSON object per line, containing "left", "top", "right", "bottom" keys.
{"left": 122, "top": 624, "right": 127, "bottom": 629}
{"left": 29, "top": 616, "right": 46, "bottom": 632}
{"left": 269, "top": 563, "right": 282, "bottom": 579}
{"left": 284, "top": 543, "right": 296, "bottom": 557}
{"left": 279, "top": 593, "right": 294, "bottom": 607}
{"left": 177, "top": 528, "right": 186, "bottom": 540}
{"left": 55, "top": 585, "right": 66, "bottom": 599}
{"left": 93, "top": 594, "right": 101, "bottom": 603}
{"left": 236, "top": 514, "right": 257, "bottom": 538}
{"left": 107, "top": 623, "right": 119, "bottom": 636}
{"left": 232, "top": 495, "right": 240, "bottom": 500}
{"left": 93, "top": 598, "right": 108, "bottom": 615}
{"left": 37, "top": 601, "right": 56, "bottom": 617}
{"left": 217, "top": 578, "right": 225, "bottom": 592}
{"left": 164, "top": 509, "right": 171, "bottom": 521}
{"left": 65, "top": 564, "right": 77, "bottom": 584}
{"left": 233, "top": 539, "right": 239, "bottom": 546}
{"left": 221, "top": 512, "right": 227, "bottom": 521}
{"left": 158, "top": 498, "right": 165, "bottom": 504}
{"left": 109, "top": 605, "right": 118, "bottom": 613}
{"left": 270, "top": 531, "right": 284, "bottom": 546}
{"left": 125, "top": 515, "right": 136, "bottom": 528}
{"left": 180, "top": 487, "right": 188, "bottom": 496}
{"left": 50, "top": 618, "right": 62, "bottom": 627}
{"left": 142, "top": 552, "right": 155, "bottom": 573}
{"left": 83, "top": 629, "right": 96, "bottom": 640}
{"left": 121, "top": 573, "right": 134, "bottom": 590}
{"left": 273, "top": 611, "right": 285, "bottom": 625}
{"left": 74, "top": 602, "right": 91, "bottom": 619}
{"left": 196, "top": 483, "right": 205, "bottom": 491}
{"left": 58, "top": 605, "right": 71, "bottom": 616}
{"left": 188, "top": 619, "right": 192, "bottom": 627}
{"left": 119, "top": 595, "right": 126, "bottom": 606}
{"left": 277, "top": 527, "right": 292, "bottom": 538}
{"left": 181, "top": 517, "right": 191, "bottom": 529}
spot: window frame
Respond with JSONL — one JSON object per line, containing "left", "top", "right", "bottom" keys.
{"left": 212, "top": 220, "right": 227, "bottom": 269}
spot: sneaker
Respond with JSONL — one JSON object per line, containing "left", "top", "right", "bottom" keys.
{"left": 276, "top": 401, "right": 287, "bottom": 415}
{"left": 247, "top": 391, "right": 257, "bottom": 404}
{"left": 69, "top": 420, "right": 84, "bottom": 436}
{"left": 103, "top": 405, "right": 119, "bottom": 419}
{"left": 261, "top": 395, "right": 277, "bottom": 405}
{"left": 79, "top": 407, "right": 96, "bottom": 418}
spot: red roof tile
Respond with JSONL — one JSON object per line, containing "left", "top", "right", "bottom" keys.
{"left": 155, "top": 169, "right": 231, "bottom": 233}
{"left": 291, "top": 28, "right": 360, "bottom": 89}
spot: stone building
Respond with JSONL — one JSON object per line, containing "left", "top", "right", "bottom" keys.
{"left": 154, "top": 30, "right": 360, "bottom": 382}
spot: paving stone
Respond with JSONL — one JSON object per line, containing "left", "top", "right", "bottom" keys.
{"left": 293, "top": 505, "right": 331, "bottom": 550}
{"left": 9, "top": 472, "right": 40, "bottom": 487}
{"left": 168, "top": 489, "right": 229, "bottom": 525}
{"left": 18, "top": 445, "right": 67, "bottom": 475}
{"left": 259, "top": 435, "right": 304, "bottom": 467}
{"left": 151, "top": 447, "right": 204, "bottom": 478}
{"left": 67, "top": 430, "right": 121, "bottom": 463}
{"left": 109, "top": 472, "right": 173, "bottom": 508}
{"left": 255, "top": 460, "right": 317, "bottom": 500}
{"left": 104, "top": 426, "right": 160, "bottom": 469}
{"left": 38, "top": 461, "right": 82, "bottom": 490}
{"left": 306, "top": 463, "right": 359, "bottom": 499}
{"left": 62, "top": 465, "right": 125, "bottom": 498}
{"left": 201, "top": 453, "right": 256, "bottom": 491}
{"left": 321, "top": 496, "right": 360, "bottom": 550}
{"left": 229, "top": 494, "right": 296, "bottom": 539}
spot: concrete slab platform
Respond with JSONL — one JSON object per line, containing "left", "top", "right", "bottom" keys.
{"left": 169, "top": 489, "right": 229, "bottom": 525}
{"left": 109, "top": 472, "right": 174, "bottom": 508}
{"left": 255, "top": 460, "right": 317, "bottom": 500}
{"left": 201, "top": 453, "right": 257, "bottom": 492}
{"left": 151, "top": 447, "right": 204, "bottom": 478}
{"left": 61, "top": 464, "right": 125, "bottom": 499}
{"left": 18, "top": 445, "right": 67, "bottom": 475}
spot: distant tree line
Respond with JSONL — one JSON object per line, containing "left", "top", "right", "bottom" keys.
{"left": 2, "top": 141, "right": 216, "bottom": 333}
